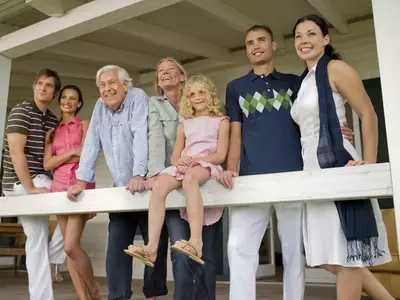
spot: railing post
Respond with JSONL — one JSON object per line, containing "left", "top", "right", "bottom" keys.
{"left": 0, "top": 55, "right": 11, "bottom": 199}
{"left": 0, "top": 55, "right": 11, "bottom": 159}
{"left": 371, "top": 0, "right": 400, "bottom": 250}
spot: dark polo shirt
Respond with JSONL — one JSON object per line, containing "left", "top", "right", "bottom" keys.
{"left": 226, "top": 70, "right": 303, "bottom": 176}
{"left": 2, "top": 100, "right": 58, "bottom": 191}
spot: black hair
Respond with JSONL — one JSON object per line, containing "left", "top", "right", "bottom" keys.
{"left": 292, "top": 14, "right": 343, "bottom": 60}
{"left": 58, "top": 85, "right": 84, "bottom": 115}
{"left": 48, "top": 85, "right": 84, "bottom": 144}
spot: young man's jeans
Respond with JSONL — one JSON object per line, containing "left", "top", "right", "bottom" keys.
{"left": 166, "top": 210, "right": 219, "bottom": 300}
{"left": 106, "top": 211, "right": 169, "bottom": 300}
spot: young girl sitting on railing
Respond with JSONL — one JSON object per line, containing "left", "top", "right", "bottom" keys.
{"left": 125, "top": 74, "right": 229, "bottom": 265}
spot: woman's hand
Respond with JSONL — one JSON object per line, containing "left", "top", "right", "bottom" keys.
{"left": 69, "top": 147, "right": 82, "bottom": 157}
{"left": 341, "top": 122, "right": 354, "bottom": 144}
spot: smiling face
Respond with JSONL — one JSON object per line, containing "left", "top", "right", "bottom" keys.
{"left": 187, "top": 82, "right": 211, "bottom": 115}
{"left": 245, "top": 29, "right": 276, "bottom": 66}
{"left": 294, "top": 20, "right": 329, "bottom": 63}
{"left": 157, "top": 60, "right": 185, "bottom": 93}
{"left": 98, "top": 70, "right": 128, "bottom": 110}
{"left": 59, "top": 88, "right": 80, "bottom": 114}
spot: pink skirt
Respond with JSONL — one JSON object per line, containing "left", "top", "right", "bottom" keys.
{"left": 51, "top": 170, "right": 95, "bottom": 192}
{"left": 160, "top": 161, "right": 222, "bottom": 180}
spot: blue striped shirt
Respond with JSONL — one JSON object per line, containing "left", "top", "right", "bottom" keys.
{"left": 76, "top": 87, "right": 149, "bottom": 187}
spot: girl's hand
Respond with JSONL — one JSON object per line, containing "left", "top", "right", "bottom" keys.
{"left": 178, "top": 156, "right": 193, "bottom": 166}
{"left": 176, "top": 164, "right": 189, "bottom": 174}
{"left": 346, "top": 160, "right": 370, "bottom": 166}
{"left": 191, "top": 160, "right": 200, "bottom": 167}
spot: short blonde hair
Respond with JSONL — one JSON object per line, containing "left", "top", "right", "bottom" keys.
{"left": 96, "top": 65, "right": 133, "bottom": 87}
{"left": 155, "top": 57, "right": 187, "bottom": 96}
{"left": 179, "top": 74, "right": 224, "bottom": 119}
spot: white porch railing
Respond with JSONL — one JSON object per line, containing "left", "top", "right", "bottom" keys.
{"left": 0, "top": 163, "right": 392, "bottom": 217}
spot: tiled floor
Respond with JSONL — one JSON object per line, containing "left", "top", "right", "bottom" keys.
{"left": 0, "top": 271, "right": 339, "bottom": 300}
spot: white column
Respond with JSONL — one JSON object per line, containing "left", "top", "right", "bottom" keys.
{"left": 0, "top": 55, "right": 11, "bottom": 158}
{"left": 371, "top": 0, "right": 400, "bottom": 248}
{"left": 0, "top": 55, "right": 11, "bottom": 238}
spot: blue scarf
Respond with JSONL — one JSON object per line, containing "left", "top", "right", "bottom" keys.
{"left": 300, "top": 55, "right": 384, "bottom": 264}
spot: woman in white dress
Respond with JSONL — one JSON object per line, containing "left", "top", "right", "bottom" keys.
{"left": 291, "top": 14, "right": 393, "bottom": 300}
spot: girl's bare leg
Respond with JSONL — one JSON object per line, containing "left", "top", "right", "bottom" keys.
{"left": 129, "top": 174, "right": 181, "bottom": 262}
{"left": 181, "top": 166, "right": 211, "bottom": 257}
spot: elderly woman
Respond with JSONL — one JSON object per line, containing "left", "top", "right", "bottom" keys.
{"left": 144, "top": 57, "right": 220, "bottom": 300}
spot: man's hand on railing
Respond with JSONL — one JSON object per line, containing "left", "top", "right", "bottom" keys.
{"left": 126, "top": 176, "right": 145, "bottom": 195}
{"left": 217, "top": 170, "right": 238, "bottom": 190}
{"left": 67, "top": 181, "right": 86, "bottom": 201}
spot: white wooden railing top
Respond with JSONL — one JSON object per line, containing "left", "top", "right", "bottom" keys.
{"left": 0, "top": 163, "right": 393, "bottom": 217}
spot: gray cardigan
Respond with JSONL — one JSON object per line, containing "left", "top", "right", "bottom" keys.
{"left": 147, "top": 96, "right": 179, "bottom": 177}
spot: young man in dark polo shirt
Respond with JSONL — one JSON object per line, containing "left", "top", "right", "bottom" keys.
{"left": 2, "top": 69, "right": 65, "bottom": 300}
{"left": 218, "top": 25, "right": 351, "bottom": 300}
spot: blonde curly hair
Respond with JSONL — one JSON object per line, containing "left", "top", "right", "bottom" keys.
{"left": 179, "top": 74, "right": 224, "bottom": 119}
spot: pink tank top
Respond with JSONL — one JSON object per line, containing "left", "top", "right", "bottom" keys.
{"left": 50, "top": 116, "right": 95, "bottom": 192}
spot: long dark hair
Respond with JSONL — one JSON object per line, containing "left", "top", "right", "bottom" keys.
{"left": 292, "top": 14, "right": 343, "bottom": 60}
{"left": 48, "top": 85, "right": 84, "bottom": 143}
{"left": 58, "top": 85, "right": 84, "bottom": 115}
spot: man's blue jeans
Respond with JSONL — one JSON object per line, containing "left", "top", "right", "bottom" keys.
{"left": 165, "top": 210, "right": 220, "bottom": 300}
{"left": 106, "top": 211, "right": 169, "bottom": 300}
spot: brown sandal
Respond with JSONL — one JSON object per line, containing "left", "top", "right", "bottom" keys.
{"left": 171, "top": 240, "right": 204, "bottom": 265}
{"left": 124, "top": 246, "right": 155, "bottom": 267}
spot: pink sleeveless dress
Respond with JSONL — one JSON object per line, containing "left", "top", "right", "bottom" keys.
{"left": 161, "top": 115, "right": 228, "bottom": 225}
{"left": 50, "top": 116, "right": 95, "bottom": 192}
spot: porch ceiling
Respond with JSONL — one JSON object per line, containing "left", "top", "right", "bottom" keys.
{"left": 0, "top": 0, "right": 373, "bottom": 106}
{"left": 0, "top": 0, "right": 94, "bottom": 26}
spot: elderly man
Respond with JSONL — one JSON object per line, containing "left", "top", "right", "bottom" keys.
{"left": 67, "top": 65, "right": 168, "bottom": 300}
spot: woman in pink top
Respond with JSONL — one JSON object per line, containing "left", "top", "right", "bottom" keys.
{"left": 126, "top": 74, "right": 230, "bottom": 266}
{"left": 44, "top": 85, "right": 100, "bottom": 300}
